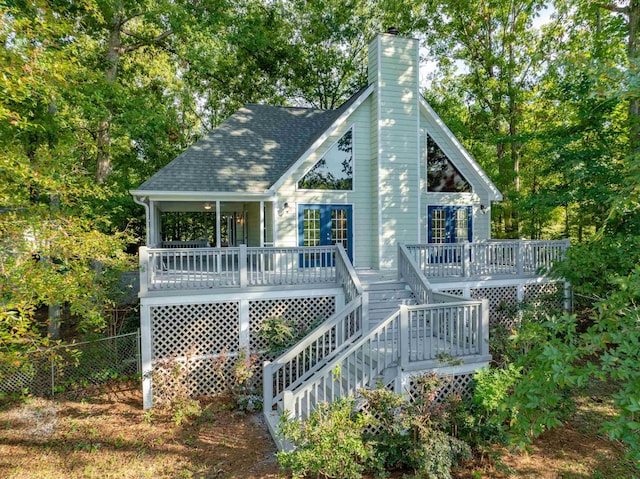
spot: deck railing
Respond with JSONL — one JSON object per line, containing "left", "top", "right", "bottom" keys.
{"left": 405, "top": 239, "right": 570, "bottom": 279}
{"left": 263, "top": 244, "right": 364, "bottom": 415}
{"left": 281, "top": 300, "right": 489, "bottom": 421}
{"left": 397, "top": 243, "right": 433, "bottom": 304}
{"left": 140, "top": 244, "right": 339, "bottom": 293}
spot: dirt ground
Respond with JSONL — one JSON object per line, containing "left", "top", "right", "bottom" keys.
{"left": 0, "top": 382, "right": 636, "bottom": 479}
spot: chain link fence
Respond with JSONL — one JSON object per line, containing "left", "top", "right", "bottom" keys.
{"left": 0, "top": 330, "right": 141, "bottom": 398}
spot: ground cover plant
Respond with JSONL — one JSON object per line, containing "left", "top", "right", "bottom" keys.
{"left": 0, "top": 375, "right": 636, "bottom": 479}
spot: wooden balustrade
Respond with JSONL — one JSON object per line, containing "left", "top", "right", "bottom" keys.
{"left": 141, "top": 244, "right": 339, "bottom": 291}
{"left": 405, "top": 239, "right": 570, "bottom": 279}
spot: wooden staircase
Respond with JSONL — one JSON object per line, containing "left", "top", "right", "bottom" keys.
{"left": 362, "top": 276, "right": 417, "bottom": 326}
{"left": 263, "top": 258, "right": 491, "bottom": 450}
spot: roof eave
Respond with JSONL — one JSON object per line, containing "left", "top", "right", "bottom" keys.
{"left": 130, "top": 190, "right": 277, "bottom": 201}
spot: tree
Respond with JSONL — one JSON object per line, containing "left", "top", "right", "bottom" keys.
{"left": 0, "top": 3, "right": 131, "bottom": 349}
{"left": 423, "top": 0, "right": 555, "bottom": 237}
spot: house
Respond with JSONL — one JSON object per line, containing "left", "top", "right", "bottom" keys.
{"left": 131, "top": 30, "right": 569, "bottom": 444}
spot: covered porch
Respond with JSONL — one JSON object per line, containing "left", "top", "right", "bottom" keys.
{"left": 132, "top": 194, "right": 280, "bottom": 249}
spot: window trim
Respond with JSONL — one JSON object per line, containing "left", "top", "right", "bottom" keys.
{"left": 296, "top": 125, "right": 355, "bottom": 192}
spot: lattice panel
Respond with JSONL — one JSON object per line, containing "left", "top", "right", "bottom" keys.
{"left": 186, "top": 354, "right": 238, "bottom": 396}
{"left": 439, "top": 288, "right": 464, "bottom": 297}
{"left": 248, "top": 296, "right": 335, "bottom": 351}
{"left": 523, "top": 282, "right": 563, "bottom": 314}
{"left": 151, "top": 302, "right": 239, "bottom": 359}
{"left": 407, "top": 372, "right": 474, "bottom": 403}
{"left": 471, "top": 285, "right": 518, "bottom": 328}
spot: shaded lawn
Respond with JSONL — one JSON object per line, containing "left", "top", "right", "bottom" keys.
{"left": 0, "top": 380, "right": 637, "bottom": 479}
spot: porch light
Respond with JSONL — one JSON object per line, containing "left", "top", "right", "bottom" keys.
{"left": 278, "top": 202, "right": 290, "bottom": 217}
{"left": 204, "top": 203, "right": 212, "bottom": 210}
{"left": 480, "top": 204, "right": 488, "bottom": 214}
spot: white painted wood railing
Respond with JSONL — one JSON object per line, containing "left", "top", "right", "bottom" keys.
{"left": 405, "top": 239, "right": 570, "bottom": 279}
{"left": 397, "top": 243, "right": 433, "bottom": 304}
{"left": 262, "top": 244, "right": 364, "bottom": 415}
{"left": 280, "top": 300, "right": 489, "bottom": 421}
{"left": 139, "top": 245, "right": 339, "bottom": 293}
{"left": 335, "top": 244, "right": 363, "bottom": 303}
{"left": 263, "top": 297, "right": 363, "bottom": 414}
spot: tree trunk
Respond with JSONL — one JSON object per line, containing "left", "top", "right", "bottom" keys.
{"left": 96, "top": 14, "right": 123, "bottom": 184}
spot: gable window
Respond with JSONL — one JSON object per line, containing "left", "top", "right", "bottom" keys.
{"left": 298, "top": 128, "right": 353, "bottom": 190}
{"left": 427, "top": 134, "right": 471, "bottom": 193}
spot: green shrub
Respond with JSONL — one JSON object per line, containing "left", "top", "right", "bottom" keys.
{"left": 359, "top": 385, "right": 471, "bottom": 479}
{"left": 277, "top": 398, "right": 373, "bottom": 479}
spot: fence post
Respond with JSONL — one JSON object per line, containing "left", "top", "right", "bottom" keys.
{"left": 139, "top": 246, "right": 149, "bottom": 295}
{"left": 51, "top": 354, "right": 55, "bottom": 399}
{"left": 263, "top": 361, "right": 273, "bottom": 416}
{"left": 239, "top": 244, "right": 248, "bottom": 287}
{"left": 399, "top": 305, "right": 409, "bottom": 368}
{"left": 564, "top": 281, "right": 573, "bottom": 313}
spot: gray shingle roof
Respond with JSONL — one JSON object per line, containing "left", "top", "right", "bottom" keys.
{"left": 135, "top": 88, "right": 369, "bottom": 194}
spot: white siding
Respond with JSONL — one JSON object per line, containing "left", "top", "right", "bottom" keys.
{"left": 274, "top": 100, "right": 375, "bottom": 268}
{"left": 419, "top": 110, "right": 494, "bottom": 241}
{"left": 374, "top": 34, "right": 420, "bottom": 268}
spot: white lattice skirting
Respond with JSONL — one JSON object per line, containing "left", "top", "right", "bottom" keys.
{"left": 436, "top": 279, "right": 567, "bottom": 329}
{"left": 141, "top": 293, "right": 338, "bottom": 405}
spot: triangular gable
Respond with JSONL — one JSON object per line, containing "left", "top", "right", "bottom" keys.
{"left": 419, "top": 97, "right": 503, "bottom": 201}
{"left": 268, "top": 85, "right": 374, "bottom": 193}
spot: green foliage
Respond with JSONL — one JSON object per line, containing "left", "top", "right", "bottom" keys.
{"left": 277, "top": 398, "right": 373, "bottom": 479}
{"left": 361, "top": 380, "right": 471, "bottom": 479}
{"left": 258, "top": 317, "right": 297, "bottom": 354}
{"left": 259, "top": 316, "right": 323, "bottom": 355}
{"left": 211, "top": 348, "right": 261, "bottom": 412}
{"left": 278, "top": 375, "right": 473, "bottom": 479}
{"left": 149, "top": 354, "right": 202, "bottom": 426}
{"left": 473, "top": 365, "right": 521, "bottom": 418}
{"left": 485, "top": 271, "right": 640, "bottom": 465}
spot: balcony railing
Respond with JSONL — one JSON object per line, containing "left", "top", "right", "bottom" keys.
{"left": 139, "top": 245, "right": 343, "bottom": 293}
{"left": 405, "top": 239, "right": 570, "bottom": 279}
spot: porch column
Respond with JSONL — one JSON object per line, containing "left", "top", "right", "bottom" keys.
{"left": 149, "top": 199, "right": 160, "bottom": 247}
{"left": 215, "top": 200, "right": 221, "bottom": 248}
{"left": 260, "top": 200, "right": 264, "bottom": 247}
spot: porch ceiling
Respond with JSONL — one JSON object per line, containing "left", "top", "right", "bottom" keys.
{"left": 157, "top": 200, "right": 274, "bottom": 213}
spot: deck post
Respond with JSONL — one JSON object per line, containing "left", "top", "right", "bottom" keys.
{"left": 480, "top": 299, "right": 490, "bottom": 357}
{"left": 516, "top": 240, "right": 524, "bottom": 276}
{"left": 399, "top": 305, "right": 409, "bottom": 368}
{"left": 263, "top": 361, "right": 273, "bottom": 415}
{"left": 139, "top": 246, "right": 149, "bottom": 295}
{"left": 239, "top": 299, "right": 250, "bottom": 350}
{"left": 462, "top": 242, "right": 471, "bottom": 277}
{"left": 140, "top": 302, "right": 153, "bottom": 409}
{"left": 239, "top": 244, "right": 248, "bottom": 287}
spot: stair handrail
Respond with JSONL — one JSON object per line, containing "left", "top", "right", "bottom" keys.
{"left": 263, "top": 243, "right": 365, "bottom": 414}
{"left": 263, "top": 296, "right": 364, "bottom": 413}
{"left": 282, "top": 308, "right": 402, "bottom": 421}
{"left": 397, "top": 243, "right": 434, "bottom": 304}
{"left": 334, "top": 243, "right": 363, "bottom": 302}
{"left": 281, "top": 298, "right": 491, "bottom": 421}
